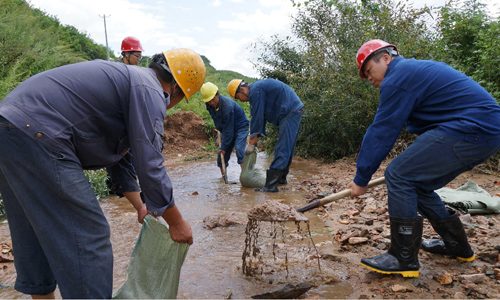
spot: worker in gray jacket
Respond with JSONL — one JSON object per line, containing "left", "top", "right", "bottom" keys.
{"left": 0, "top": 48, "right": 205, "bottom": 299}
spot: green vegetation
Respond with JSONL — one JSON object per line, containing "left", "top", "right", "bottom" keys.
{"left": 84, "top": 170, "right": 110, "bottom": 200}
{"left": 253, "top": 0, "right": 500, "bottom": 161}
{"left": 0, "top": 0, "right": 115, "bottom": 99}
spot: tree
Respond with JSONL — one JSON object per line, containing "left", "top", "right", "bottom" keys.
{"left": 251, "top": 0, "right": 437, "bottom": 160}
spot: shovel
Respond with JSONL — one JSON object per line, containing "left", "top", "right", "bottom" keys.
{"left": 296, "top": 177, "right": 386, "bottom": 213}
{"left": 217, "top": 130, "right": 228, "bottom": 184}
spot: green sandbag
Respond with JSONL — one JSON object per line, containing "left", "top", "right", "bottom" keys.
{"left": 437, "top": 180, "right": 500, "bottom": 214}
{"left": 240, "top": 147, "right": 266, "bottom": 188}
{"left": 113, "top": 215, "right": 190, "bottom": 299}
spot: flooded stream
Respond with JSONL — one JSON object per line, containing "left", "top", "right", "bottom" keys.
{"left": 0, "top": 153, "right": 353, "bottom": 299}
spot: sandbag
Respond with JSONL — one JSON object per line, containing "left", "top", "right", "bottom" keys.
{"left": 240, "top": 147, "right": 266, "bottom": 188}
{"left": 436, "top": 180, "right": 500, "bottom": 214}
{"left": 113, "top": 215, "right": 190, "bottom": 299}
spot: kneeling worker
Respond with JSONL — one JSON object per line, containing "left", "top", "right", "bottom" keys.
{"left": 201, "top": 82, "right": 249, "bottom": 176}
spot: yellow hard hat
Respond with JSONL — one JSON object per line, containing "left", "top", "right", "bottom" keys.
{"left": 227, "top": 79, "right": 243, "bottom": 99}
{"left": 164, "top": 48, "right": 206, "bottom": 100}
{"left": 201, "top": 82, "right": 218, "bottom": 102}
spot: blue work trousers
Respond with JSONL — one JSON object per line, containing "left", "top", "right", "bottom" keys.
{"left": 270, "top": 109, "right": 303, "bottom": 171}
{"left": 217, "top": 126, "right": 248, "bottom": 168}
{"left": 0, "top": 117, "right": 113, "bottom": 298}
{"left": 385, "top": 129, "right": 500, "bottom": 220}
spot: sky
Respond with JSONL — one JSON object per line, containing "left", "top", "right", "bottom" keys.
{"left": 27, "top": 0, "right": 499, "bottom": 78}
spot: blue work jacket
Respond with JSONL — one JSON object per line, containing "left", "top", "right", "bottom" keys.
{"left": 206, "top": 95, "right": 249, "bottom": 151}
{"left": 354, "top": 56, "right": 500, "bottom": 186}
{"left": 248, "top": 79, "right": 303, "bottom": 139}
{"left": 0, "top": 60, "right": 174, "bottom": 217}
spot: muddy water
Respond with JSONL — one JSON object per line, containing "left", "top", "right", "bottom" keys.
{"left": 0, "top": 153, "right": 352, "bottom": 299}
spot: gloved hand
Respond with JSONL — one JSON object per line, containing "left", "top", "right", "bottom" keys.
{"left": 245, "top": 144, "right": 255, "bottom": 155}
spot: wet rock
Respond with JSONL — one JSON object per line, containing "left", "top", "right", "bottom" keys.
{"left": 494, "top": 268, "right": 500, "bottom": 280}
{"left": 477, "top": 249, "right": 498, "bottom": 263}
{"left": 453, "top": 291, "right": 467, "bottom": 299}
{"left": 251, "top": 282, "right": 313, "bottom": 299}
{"left": 391, "top": 283, "right": 413, "bottom": 292}
{"left": 0, "top": 242, "right": 13, "bottom": 262}
{"left": 203, "top": 214, "right": 246, "bottom": 229}
{"left": 348, "top": 237, "right": 369, "bottom": 245}
{"left": 436, "top": 273, "right": 453, "bottom": 285}
{"left": 457, "top": 273, "right": 488, "bottom": 284}
{"left": 363, "top": 201, "right": 378, "bottom": 213}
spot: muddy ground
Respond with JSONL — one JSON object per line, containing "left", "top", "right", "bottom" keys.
{"left": 1, "top": 111, "right": 500, "bottom": 299}
{"left": 168, "top": 111, "right": 500, "bottom": 299}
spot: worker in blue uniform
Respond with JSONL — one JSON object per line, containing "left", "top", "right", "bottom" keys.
{"left": 228, "top": 78, "right": 303, "bottom": 192}
{"left": 0, "top": 48, "right": 205, "bottom": 298}
{"left": 348, "top": 39, "right": 500, "bottom": 277}
{"left": 201, "top": 82, "right": 249, "bottom": 177}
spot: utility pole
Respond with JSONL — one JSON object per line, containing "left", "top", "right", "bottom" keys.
{"left": 99, "top": 14, "right": 111, "bottom": 60}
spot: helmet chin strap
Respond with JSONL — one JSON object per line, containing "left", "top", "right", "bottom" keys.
{"left": 238, "top": 89, "right": 249, "bottom": 99}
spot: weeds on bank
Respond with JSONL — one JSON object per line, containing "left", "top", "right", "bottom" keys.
{"left": 84, "top": 169, "right": 110, "bottom": 200}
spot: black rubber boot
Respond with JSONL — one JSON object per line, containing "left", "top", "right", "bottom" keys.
{"left": 255, "top": 169, "right": 281, "bottom": 192}
{"left": 278, "top": 168, "right": 289, "bottom": 185}
{"left": 421, "top": 210, "right": 475, "bottom": 261}
{"left": 361, "top": 217, "right": 423, "bottom": 277}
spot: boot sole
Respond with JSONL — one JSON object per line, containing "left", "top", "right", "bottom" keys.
{"left": 360, "top": 262, "right": 419, "bottom": 277}
{"left": 457, "top": 254, "right": 475, "bottom": 262}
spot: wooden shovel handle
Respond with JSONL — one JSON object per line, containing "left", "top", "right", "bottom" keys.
{"left": 296, "top": 177, "right": 386, "bottom": 213}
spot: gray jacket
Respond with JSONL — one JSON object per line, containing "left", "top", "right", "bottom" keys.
{"left": 0, "top": 60, "right": 174, "bottom": 216}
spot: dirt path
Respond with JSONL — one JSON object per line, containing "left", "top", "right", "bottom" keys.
{"left": 166, "top": 111, "right": 500, "bottom": 299}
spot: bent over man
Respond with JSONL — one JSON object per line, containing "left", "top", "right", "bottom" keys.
{"left": 348, "top": 39, "right": 500, "bottom": 277}
{"left": 228, "top": 78, "right": 303, "bottom": 192}
{"left": 201, "top": 82, "right": 249, "bottom": 176}
{"left": 0, "top": 48, "right": 205, "bottom": 298}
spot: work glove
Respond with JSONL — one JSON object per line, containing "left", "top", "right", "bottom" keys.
{"left": 245, "top": 144, "right": 255, "bottom": 155}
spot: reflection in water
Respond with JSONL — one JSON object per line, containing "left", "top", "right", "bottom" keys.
{"left": 0, "top": 152, "right": 352, "bottom": 299}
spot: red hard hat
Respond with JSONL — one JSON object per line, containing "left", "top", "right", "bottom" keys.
{"left": 121, "top": 36, "right": 144, "bottom": 52}
{"left": 356, "top": 39, "right": 397, "bottom": 78}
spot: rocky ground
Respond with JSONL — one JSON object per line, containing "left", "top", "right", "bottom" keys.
{"left": 294, "top": 157, "right": 500, "bottom": 299}
{"left": 168, "top": 111, "right": 500, "bottom": 299}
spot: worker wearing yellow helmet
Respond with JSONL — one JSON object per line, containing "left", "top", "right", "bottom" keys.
{"left": 0, "top": 48, "right": 205, "bottom": 298}
{"left": 201, "top": 82, "right": 249, "bottom": 177}
{"left": 228, "top": 78, "right": 303, "bottom": 193}
{"left": 107, "top": 48, "right": 205, "bottom": 217}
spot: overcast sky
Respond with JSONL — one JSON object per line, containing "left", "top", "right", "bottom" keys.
{"left": 27, "top": 0, "right": 498, "bottom": 78}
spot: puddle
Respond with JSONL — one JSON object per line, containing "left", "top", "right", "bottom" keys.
{"left": 0, "top": 152, "right": 352, "bottom": 299}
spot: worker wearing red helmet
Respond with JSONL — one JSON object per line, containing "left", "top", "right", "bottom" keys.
{"left": 347, "top": 39, "right": 500, "bottom": 277}
{"left": 121, "top": 36, "right": 144, "bottom": 65}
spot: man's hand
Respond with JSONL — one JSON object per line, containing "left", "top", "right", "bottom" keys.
{"left": 162, "top": 205, "right": 193, "bottom": 245}
{"left": 137, "top": 203, "right": 150, "bottom": 224}
{"left": 123, "top": 191, "right": 149, "bottom": 224}
{"left": 245, "top": 144, "right": 255, "bottom": 155}
{"left": 218, "top": 149, "right": 226, "bottom": 156}
{"left": 168, "top": 218, "right": 193, "bottom": 245}
{"left": 347, "top": 181, "right": 368, "bottom": 198}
